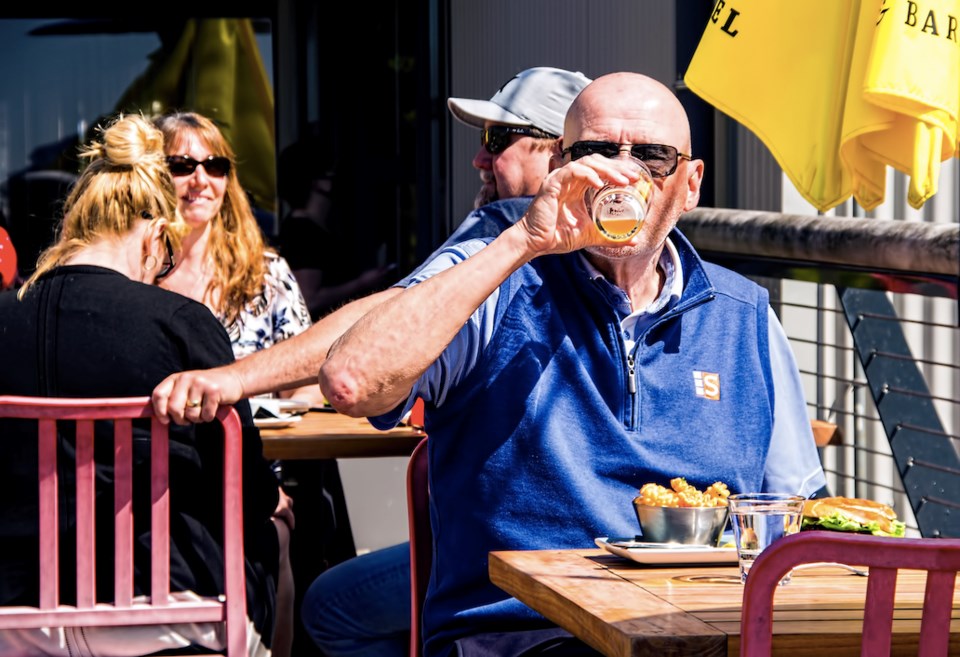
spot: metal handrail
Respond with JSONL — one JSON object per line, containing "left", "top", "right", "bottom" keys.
{"left": 679, "top": 208, "right": 959, "bottom": 302}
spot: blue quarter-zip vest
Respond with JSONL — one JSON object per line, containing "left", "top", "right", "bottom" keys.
{"left": 421, "top": 229, "right": 774, "bottom": 657}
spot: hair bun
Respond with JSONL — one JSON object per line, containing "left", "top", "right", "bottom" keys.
{"left": 94, "top": 114, "right": 166, "bottom": 169}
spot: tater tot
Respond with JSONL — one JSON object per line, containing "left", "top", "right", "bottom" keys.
{"left": 636, "top": 482, "right": 680, "bottom": 507}
{"left": 634, "top": 477, "right": 730, "bottom": 508}
{"left": 704, "top": 481, "right": 730, "bottom": 506}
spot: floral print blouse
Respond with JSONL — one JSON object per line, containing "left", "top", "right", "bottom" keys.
{"left": 221, "top": 252, "right": 312, "bottom": 360}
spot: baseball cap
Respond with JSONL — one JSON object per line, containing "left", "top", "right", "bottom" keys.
{"left": 447, "top": 67, "right": 592, "bottom": 137}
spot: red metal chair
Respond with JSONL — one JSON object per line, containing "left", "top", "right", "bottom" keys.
{"left": 0, "top": 395, "right": 248, "bottom": 656}
{"left": 740, "top": 530, "right": 960, "bottom": 657}
{"left": 406, "top": 436, "right": 430, "bottom": 657}
{"left": 0, "top": 225, "right": 17, "bottom": 290}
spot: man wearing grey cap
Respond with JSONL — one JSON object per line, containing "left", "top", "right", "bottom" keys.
{"left": 448, "top": 66, "right": 592, "bottom": 209}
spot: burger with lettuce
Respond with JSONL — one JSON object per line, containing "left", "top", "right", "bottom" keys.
{"left": 802, "top": 496, "right": 906, "bottom": 537}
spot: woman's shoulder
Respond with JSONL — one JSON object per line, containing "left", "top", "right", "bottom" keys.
{"left": 231, "top": 251, "right": 311, "bottom": 346}
{"left": 120, "top": 277, "right": 225, "bottom": 332}
{"left": 261, "top": 252, "right": 305, "bottom": 298}
{"left": 42, "top": 265, "right": 209, "bottom": 314}
{"left": 262, "top": 250, "right": 293, "bottom": 274}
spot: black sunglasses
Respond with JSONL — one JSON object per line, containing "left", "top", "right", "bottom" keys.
{"left": 156, "top": 236, "right": 176, "bottom": 279}
{"left": 166, "top": 154, "right": 232, "bottom": 178}
{"left": 481, "top": 125, "right": 556, "bottom": 155}
{"left": 561, "top": 142, "right": 692, "bottom": 178}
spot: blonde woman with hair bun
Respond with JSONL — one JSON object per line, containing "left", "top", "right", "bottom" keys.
{"left": 0, "top": 113, "right": 291, "bottom": 657}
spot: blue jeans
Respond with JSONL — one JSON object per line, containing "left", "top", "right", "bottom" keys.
{"left": 301, "top": 541, "right": 410, "bottom": 657}
{"left": 455, "top": 628, "right": 603, "bottom": 656}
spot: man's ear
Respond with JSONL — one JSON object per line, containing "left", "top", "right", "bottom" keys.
{"left": 548, "top": 138, "right": 565, "bottom": 172}
{"left": 682, "top": 158, "right": 705, "bottom": 212}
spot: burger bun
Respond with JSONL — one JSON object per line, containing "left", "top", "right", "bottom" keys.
{"left": 802, "top": 496, "right": 905, "bottom": 537}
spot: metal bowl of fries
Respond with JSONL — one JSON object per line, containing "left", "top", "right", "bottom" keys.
{"left": 633, "top": 503, "right": 730, "bottom": 546}
{"left": 632, "top": 478, "right": 731, "bottom": 546}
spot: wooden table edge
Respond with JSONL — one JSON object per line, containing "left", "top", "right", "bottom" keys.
{"left": 489, "top": 549, "right": 727, "bottom": 657}
{"left": 259, "top": 411, "right": 424, "bottom": 459}
{"left": 261, "top": 431, "right": 424, "bottom": 459}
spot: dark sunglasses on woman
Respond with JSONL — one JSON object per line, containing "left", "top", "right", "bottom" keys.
{"left": 165, "top": 154, "right": 232, "bottom": 178}
{"left": 481, "top": 125, "right": 556, "bottom": 155}
{"left": 561, "top": 142, "right": 692, "bottom": 178}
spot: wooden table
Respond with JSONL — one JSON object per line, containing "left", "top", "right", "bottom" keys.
{"left": 259, "top": 410, "right": 424, "bottom": 460}
{"left": 489, "top": 548, "right": 960, "bottom": 657}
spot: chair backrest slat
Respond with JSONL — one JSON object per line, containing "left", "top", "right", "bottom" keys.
{"left": 860, "top": 567, "right": 896, "bottom": 656}
{"left": 919, "top": 570, "right": 955, "bottom": 657}
{"left": 151, "top": 418, "right": 170, "bottom": 606}
{"left": 220, "top": 408, "right": 247, "bottom": 657}
{"left": 407, "top": 436, "right": 430, "bottom": 657}
{"left": 75, "top": 419, "right": 96, "bottom": 608}
{"left": 114, "top": 418, "right": 134, "bottom": 607}
{"left": 37, "top": 418, "right": 58, "bottom": 610}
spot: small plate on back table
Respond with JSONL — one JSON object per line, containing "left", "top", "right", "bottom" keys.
{"left": 595, "top": 537, "right": 738, "bottom": 565}
{"left": 253, "top": 415, "right": 303, "bottom": 430}
{"left": 250, "top": 398, "right": 311, "bottom": 417}
{"left": 250, "top": 398, "right": 310, "bottom": 429}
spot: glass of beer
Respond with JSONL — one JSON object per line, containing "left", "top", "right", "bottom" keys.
{"left": 588, "top": 157, "right": 654, "bottom": 241}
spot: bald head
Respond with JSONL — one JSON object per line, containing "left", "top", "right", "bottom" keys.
{"left": 563, "top": 72, "right": 692, "bottom": 154}
{"left": 563, "top": 72, "right": 704, "bottom": 260}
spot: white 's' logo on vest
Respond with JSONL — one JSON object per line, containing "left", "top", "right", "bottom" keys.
{"left": 693, "top": 371, "right": 720, "bottom": 400}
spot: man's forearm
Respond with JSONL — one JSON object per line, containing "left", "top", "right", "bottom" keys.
{"left": 234, "top": 289, "right": 400, "bottom": 397}
{"left": 321, "top": 225, "right": 534, "bottom": 416}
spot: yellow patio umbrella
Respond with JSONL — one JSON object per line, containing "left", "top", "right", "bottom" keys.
{"left": 112, "top": 18, "right": 276, "bottom": 213}
{"left": 684, "top": 0, "right": 958, "bottom": 212}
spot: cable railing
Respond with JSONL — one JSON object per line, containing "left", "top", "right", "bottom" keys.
{"left": 679, "top": 207, "right": 960, "bottom": 538}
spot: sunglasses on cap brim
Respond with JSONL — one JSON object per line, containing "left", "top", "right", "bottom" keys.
{"left": 166, "top": 154, "right": 232, "bottom": 178}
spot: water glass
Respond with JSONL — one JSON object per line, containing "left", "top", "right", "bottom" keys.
{"left": 728, "top": 493, "right": 805, "bottom": 584}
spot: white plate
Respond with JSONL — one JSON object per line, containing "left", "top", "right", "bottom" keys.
{"left": 276, "top": 399, "right": 311, "bottom": 415}
{"left": 254, "top": 415, "right": 303, "bottom": 429}
{"left": 595, "top": 537, "right": 738, "bottom": 565}
{"left": 250, "top": 398, "right": 311, "bottom": 418}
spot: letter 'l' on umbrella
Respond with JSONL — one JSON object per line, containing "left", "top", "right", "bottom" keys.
{"left": 684, "top": 0, "right": 959, "bottom": 212}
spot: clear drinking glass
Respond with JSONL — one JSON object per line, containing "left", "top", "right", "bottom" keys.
{"left": 728, "top": 493, "right": 805, "bottom": 584}
{"left": 587, "top": 157, "right": 654, "bottom": 241}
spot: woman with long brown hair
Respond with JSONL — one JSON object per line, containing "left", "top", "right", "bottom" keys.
{"left": 153, "top": 111, "right": 318, "bottom": 403}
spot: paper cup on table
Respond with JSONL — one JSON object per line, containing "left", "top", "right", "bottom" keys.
{"left": 728, "top": 493, "right": 804, "bottom": 584}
